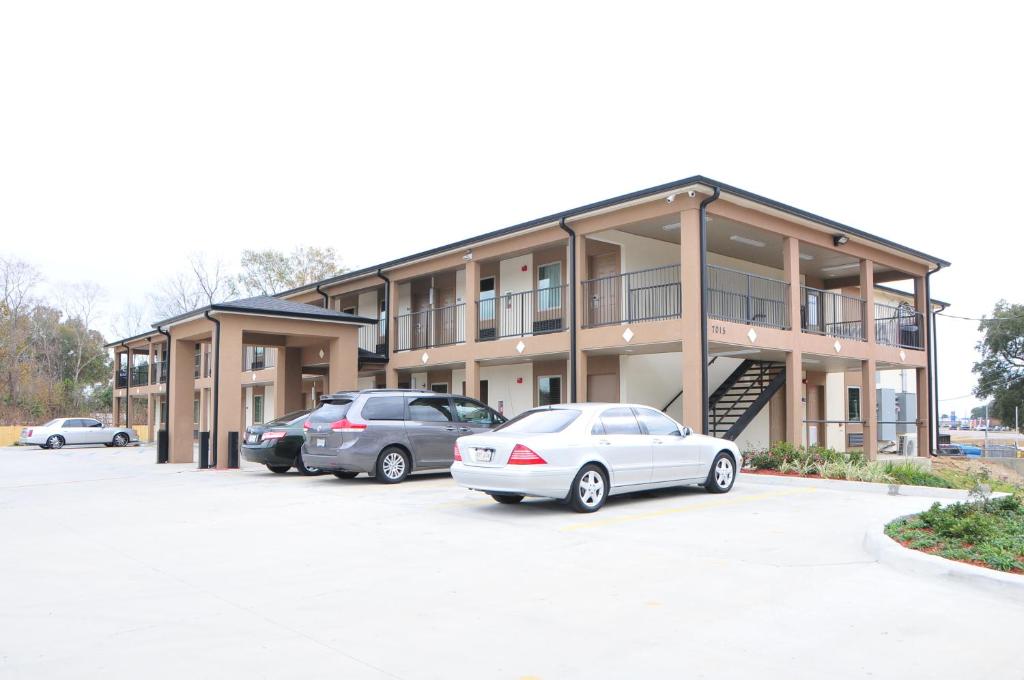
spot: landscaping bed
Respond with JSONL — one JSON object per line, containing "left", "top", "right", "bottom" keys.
{"left": 885, "top": 495, "right": 1024, "bottom": 574}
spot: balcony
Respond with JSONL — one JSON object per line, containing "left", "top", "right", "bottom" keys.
{"left": 359, "top": 323, "right": 387, "bottom": 355}
{"left": 151, "top": 361, "right": 168, "bottom": 384}
{"left": 478, "top": 285, "right": 568, "bottom": 340}
{"left": 116, "top": 369, "right": 128, "bottom": 389}
{"left": 801, "top": 286, "right": 865, "bottom": 341}
{"left": 875, "top": 303, "right": 924, "bottom": 349}
{"left": 130, "top": 364, "right": 150, "bottom": 386}
{"left": 582, "top": 265, "right": 681, "bottom": 328}
{"left": 394, "top": 303, "right": 465, "bottom": 352}
{"left": 242, "top": 346, "right": 276, "bottom": 372}
{"left": 706, "top": 265, "right": 789, "bottom": 330}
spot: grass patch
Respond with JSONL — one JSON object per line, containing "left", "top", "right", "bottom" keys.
{"left": 885, "top": 494, "right": 1024, "bottom": 573}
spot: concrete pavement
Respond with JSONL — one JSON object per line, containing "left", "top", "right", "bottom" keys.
{"left": 1, "top": 445, "right": 1021, "bottom": 680}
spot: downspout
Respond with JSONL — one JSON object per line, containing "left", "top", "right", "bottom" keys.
{"left": 316, "top": 284, "right": 330, "bottom": 308}
{"left": 559, "top": 217, "right": 578, "bottom": 402}
{"left": 156, "top": 326, "right": 171, "bottom": 433}
{"left": 377, "top": 269, "right": 390, "bottom": 358}
{"left": 926, "top": 269, "right": 941, "bottom": 454}
{"left": 119, "top": 342, "right": 130, "bottom": 426}
{"left": 204, "top": 310, "right": 220, "bottom": 468}
{"left": 699, "top": 186, "right": 721, "bottom": 434}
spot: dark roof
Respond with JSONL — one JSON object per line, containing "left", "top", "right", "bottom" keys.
{"left": 151, "top": 295, "right": 377, "bottom": 329}
{"left": 276, "top": 175, "right": 951, "bottom": 298}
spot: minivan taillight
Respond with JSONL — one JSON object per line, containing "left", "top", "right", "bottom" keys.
{"left": 508, "top": 444, "right": 546, "bottom": 465}
{"left": 330, "top": 418, "right": 367, "bottom": 433}
{"left": 453, "top": 443, "right": 462, "bottom": 461}
{"left": 303, "top": 420, "right": 312, "bottom": 430}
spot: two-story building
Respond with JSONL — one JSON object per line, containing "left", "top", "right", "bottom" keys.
{"left": 108, "top": 176, "right": 948, "bottom": 467}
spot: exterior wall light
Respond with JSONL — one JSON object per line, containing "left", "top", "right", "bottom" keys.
{"left": 833, "top": 234, "right": 850, "bottom": 246}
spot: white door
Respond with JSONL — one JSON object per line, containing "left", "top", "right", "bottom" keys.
{"left": 593, "top": 407, "right": 652, "bottom": 487}
{"left": 634, "top": 408, "right": 702, "bottom": 481}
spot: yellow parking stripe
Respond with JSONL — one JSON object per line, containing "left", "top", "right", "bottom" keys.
{"left": 562, "top": 487, "right": 816, "bottom": 531}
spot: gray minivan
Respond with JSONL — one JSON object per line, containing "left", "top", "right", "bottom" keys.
{"left": 301, "top": 389, "right": 506, "bottom": 483}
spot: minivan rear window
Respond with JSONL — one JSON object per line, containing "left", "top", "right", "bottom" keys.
{"left": 361, "top": 396, "right": 405, "bottom": 420}
{"left": 494, "top": 408, "right": 580, "bottom": 434}
{"left": 307, "top": 401, "right": 352, "bottom": 423}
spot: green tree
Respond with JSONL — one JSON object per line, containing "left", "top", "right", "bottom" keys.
{"left": 236, "top": 247, "right": 347, "bottom": 297}
{"left": 972, "top": 300, "right": 1024, "bottom": 423}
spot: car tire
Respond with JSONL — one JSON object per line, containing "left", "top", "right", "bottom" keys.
{"left": 112, "top": 433, "right": 129, "bottom": 447}
{"left": 39, "top": 444, "right": 49, "bottom": 450}
{"left": 568, "top": 464, "right": 608, "bottom": 513}
{"left": 295, "top": 454, "right": 324, "bottom": 476}
{"left": 333, "top": 471, "right": 359, "bottom": 479}
{"left": 490, "top": 494, "right": 524, "bottom": 504}
{"left": 46, "top": 435, "right": 65, "bottom": 450}
{"left": 376, "top": 447, "right": 410, "bottom": 484}
{"left": 705, "top": 452, "right": 736, "bottom": 494}
{"left": 266, "top": 465, "right": 291, "bottom": 473}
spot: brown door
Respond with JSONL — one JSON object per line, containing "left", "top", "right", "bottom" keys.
{"left": 435, "top": 288, "right": 455, "bottom": 345}
{"left": 588, "top": 253, "right": 619, "bottom": 325}
{"left": 587, "top": 373, "right": 619, "bottom": 403}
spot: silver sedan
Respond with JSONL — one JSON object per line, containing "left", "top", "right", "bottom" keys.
{"left": 19, "top": 418, "right": 140, "bottom": 449}
{"left": 451, "top": 403, "right": 740, "bottom": 512}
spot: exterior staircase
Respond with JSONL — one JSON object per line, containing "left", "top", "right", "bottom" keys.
{"left": 708, "top": 360, "right": 786, "bottom": 440}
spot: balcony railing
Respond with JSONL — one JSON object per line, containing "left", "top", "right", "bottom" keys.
{"left": 130, "top": 364, "right": 150, "bottom": 386}
{"left": 151, "top": 361, "right": 168, "bottom": 384}
{"left": 875, "top": 303, "right": 924, "bottom": 349}
{"left": 801, "top": 287, "right": 865, "bottom": 340}
{"left": 394, "top": 303, "right": 466, "bottom": 352}
{"left": 358, "top": 323, "right": 387, "bottom": 355}
{"left": 242, "top": 347, "right": 276, "bottom": 372}
{"left": 582, "top": 264, "right": 681, "bottom": 328}
{"left": 478, "top": 285, "right": 568, "bottom": 340}
{"left": 706, "top": 265, "right": 790, "bottom": 329}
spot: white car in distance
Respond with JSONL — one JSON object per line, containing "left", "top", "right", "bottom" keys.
{"left": 451, "top": 403, "right": 740, "bottom": 512}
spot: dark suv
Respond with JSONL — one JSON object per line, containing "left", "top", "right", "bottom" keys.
{"left": 301, "top": 389, "right": 506, "bottom": 483}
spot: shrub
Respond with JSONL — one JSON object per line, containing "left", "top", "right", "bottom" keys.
{"left": 883, "top": 462, "right": 954, "bottom": 489}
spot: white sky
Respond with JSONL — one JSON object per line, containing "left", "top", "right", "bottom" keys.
{"left": 2, "top": 1, "right": 1021, "bottom": 416}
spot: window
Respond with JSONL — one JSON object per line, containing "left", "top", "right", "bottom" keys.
{"left": 379, "top": 299, "right": 387, "bottom": 335}
{"left": 599, "top": 407, "right": 642, "bottom": 435}
{"left": 806, "top": 292, "right": 819, "bottom": 327}
{"left": 479, "top": 277, "right": 496, "bottom": 321}
{"left": 537, "top": 262, "right": 562, "bottom": 311}
{"left": 848, "top": 386, "right": 862, "bottom": 422}
{"left": 361, "top": 397, "right": 406, "bottom": 421}
{"left": 342, "top": 306, "right": 356, "bottom": 315}
{"left": 308, "top": 400, "right": 353, "bottom": 423}
{"left": 537, "top": 376, "right": 561, "bottom": 407}
{"left": 634, "top": 408, "right": 681, "bottom": 436}
{"left": 193, "top": 400, "right": 200, "bottom": 425}
{"left": 253, "top": 395, "right": 264, "bottom": 424}
{"left": 453, "top": 397, "right": 500, "bottom": 425}
{"left": 495, "top": 408, "right": 580, "bottom": 433}
{"left": 64, "top": 419, "right": 83, "bottom": 428}
{"left": 194, "top": 344, "right": 201, "bottom": 378}
{"left": 408, "top": 396, "right": 453, "bottom": 422}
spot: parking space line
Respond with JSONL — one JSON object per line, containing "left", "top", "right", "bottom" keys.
{"left": 561, "top": 487, "right": 816, "bottom": 531}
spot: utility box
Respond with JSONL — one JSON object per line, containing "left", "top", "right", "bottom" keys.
{"left": 877, "top": 388, "right": 897, "bottom": 442}
{"left": 896, "top": 392, "right": 917, "bottom": 435}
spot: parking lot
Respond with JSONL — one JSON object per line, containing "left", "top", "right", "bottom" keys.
{"left": 1, "top": 445, "right": 1021, "bottom": 680}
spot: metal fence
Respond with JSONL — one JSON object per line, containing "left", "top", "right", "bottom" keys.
{"left": 130, "top": 364, "right": 150, "bottom": 386}
{"left": 875, "top": 303, "right": 924, "bottom": 349}
{"left": 478, "top": 285, "right": 568, "bottom": 340}
{"left": 801, "top": 286, "right": 865, "bottom": 340}
{"left": 358, "top": 323, "right": 387, "bottom": 355}
{"left": 242, "top": 346, "right": 276, "bottom": 371}
{"left": 706, "top": 265, "right": 790, "bottom": 329}
{"left": 394, "top": 303, "right": 466, "bottom": 351}
{"left": 582, "top": 264, "right": 681, "bottom": 327}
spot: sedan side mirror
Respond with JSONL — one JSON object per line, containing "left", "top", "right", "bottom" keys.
{"left": 680, "top": 426, "right": 693, "bottom": 437}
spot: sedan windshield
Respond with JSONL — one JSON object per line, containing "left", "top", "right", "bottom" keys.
{"left": 494, "top": 408, "right": 580, "bottom": 434}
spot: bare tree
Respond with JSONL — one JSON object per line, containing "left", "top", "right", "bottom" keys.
{"left": 149, "top": 253, "right": 237, "bottom": 319}
{"left": 57, "top": 282, "right": 109, "bottom": 403}
{"left": 188, "top": 253, "right": 236, "bottom": 305}
{"left": 111, "top": 301, "right": 149, "bottom": 340}
{"left": 0, "top": 257, "right": 42, "bottom": 406}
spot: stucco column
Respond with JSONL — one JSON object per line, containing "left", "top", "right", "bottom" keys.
{"left": 782, "top": 237, "right": 804, "bottom": 445}
{"left": 916, "top": 366, "right": 931, "bottom": 456}
{"left": 328, "top": 326, "right": 359, "bottom": 393}
{"left": 860, "top": 260, "right": 875, "bottom": 343}
{"left": 277, "top": 348, "right": 303, "bottom": 414}
{"left": 576, "top": 350, "right": 589, "bottom": 404}
{"left": 386, "top": 278, "right": 399, "bottom": 388}
{"left": 213, "top": 318, "right": 243, "bottom": 470}
{"left": 465, "top": 359, "right": 479, "bottom": 400}
{"left": 465, "top": 258, "right": 480, "bottom": 344}
{"left": 573, "top": 233, "right": 588, "bottom": 403}
{"left": 679, "top": 206, "right": 704, "bottom": 432}
{"left": 861, "top": 358, "right": 878, "bottom": 460}
{"left": 199, "top": 387, "right": 210, "bottom": 433}
{"left": 168, "top": 337, "right": 196, "bottom": 464}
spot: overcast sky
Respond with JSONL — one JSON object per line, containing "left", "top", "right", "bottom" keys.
{"left": 2, "top": 2, "right": 1021, "bottom": 417}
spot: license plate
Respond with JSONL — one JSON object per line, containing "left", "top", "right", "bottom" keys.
{"left": 474, "top": 448, "right": 493, "bottom": 462}
{"left": 247, "top": 434, "right": 259, "bottom": 444}
{"left": 316, "top": 438, "right": 325, "bottom": 447}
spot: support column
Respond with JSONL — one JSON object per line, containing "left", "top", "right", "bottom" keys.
{"left": 860, "top": 260, "right": 875, "bottom": 344}
{"left": 465, "top": 359, "right": 480, "bottom": 400}
{"left": 328, "top": 326, "right": 359, "bottom": 393}
{"left": 576, "top": 350, "right": 589, "bottom": 404}
{"left": 385, "top": 278, "right": 399, "bottom": 388}
{"left": 916, "top": 366, "right": 931, "bottom": 456}
{"left": 281, "top": 348, "right": 304, "bottom": 413}
{"left": 862, "top": 358, "right": 878, "bottom": 460}
{"left": 465, "top": 258, "right": 479, "bottom": 345}
{"left": 199, "top": 387, "right": 210, "bottom": 433}
{"left": 573, "top": 233, "right": 587, "bottom": 404}
{"left": 679, "top": 206, "right": 704, "bottom": 431}
{"left": 213, "top": 318, "right": 243, "bottom": 470}
{"left": 782, "top": 236, "right": 804, "bottom": 446}
{"left": 168, "top": 337, "right": 196, "bottom": 464}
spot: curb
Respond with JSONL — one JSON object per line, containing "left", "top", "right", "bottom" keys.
{"left": 739, "top": 472, "right": 984, "bottom": 499}
{"left": 863, "top": 521, "right": 1024, "bottom": 605}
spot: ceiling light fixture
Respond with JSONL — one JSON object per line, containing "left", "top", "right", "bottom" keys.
{"left": 662, "top": 222, "right": 681, "bottom": 232}
{"left": 729, "top": 235, "right": 766, "bottom": 248}
{"left": 820, "top": 263, "right": 859, "bottom": 273}
{"left": 833, "top": 234, "right": 850, "bottom": 246}
{"left": 799, "top": 253, "right": 814, "bottom": 261}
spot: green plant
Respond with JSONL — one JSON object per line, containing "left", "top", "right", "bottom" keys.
{"left": 883, "top": 462, "right": 954, "bottom": 489}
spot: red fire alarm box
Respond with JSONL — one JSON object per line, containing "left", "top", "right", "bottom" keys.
{"left": 516, "top": 377, "right": 523, "bottom": 384}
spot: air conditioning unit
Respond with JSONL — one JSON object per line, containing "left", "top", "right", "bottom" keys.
{"left": 897, "top": 433, "right": 918, "bottom": 457}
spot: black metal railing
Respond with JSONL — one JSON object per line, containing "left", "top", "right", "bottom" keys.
{"left": 875, "top": 303, "right": 924, "bottom": 349}
{"left": 706, "top": 265, "right": 789, "bottom": 329}
{"left": 242, "top": 346, "right": 275, "bottom": 371}
{"left": 130, "top": 364, "right": 150, "bottom": 386}
{"left": 358, "top": 324, "right": 387, "bottom": 355}
{"left": 582, "top": 264, "right": 681, "bottom": 328}
{"left": 801, "top": 286, "right": 865, "bottom": 340}
{"left": 394, "top": 303, "right": 466, "bottom": 351}
{"left": 151, "top": 361, "right": 168, "bottom": 384}
{"left": 478, "top": 285, "right": 569, "bottom": 340}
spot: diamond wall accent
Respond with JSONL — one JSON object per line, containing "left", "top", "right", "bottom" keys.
{"left": 747, "top": 328, "right": 757, "bottom": 343}
{"left": 833, "top": 340, "right": 842, "bottom": 353}
{"left": 622, "top": 328, "right": 634, "bottom": 343}
{"left": 899, "top": 350, "right": 907, "bottom": 362}
{"left": 516, "top": 340, "right": 526, "bottom": 354}
{"left": 421, "top": 352, "right": 429, "bottom": 364}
